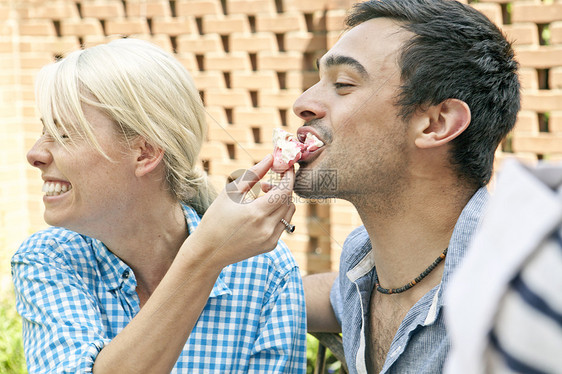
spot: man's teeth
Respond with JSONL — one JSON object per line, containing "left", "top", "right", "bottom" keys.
{"left": 42, "top": 182, "right": 72, "bottom": 196}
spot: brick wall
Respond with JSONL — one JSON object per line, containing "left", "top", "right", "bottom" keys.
{"left": 1, "top": 0, "right": 561, "bottom": 286}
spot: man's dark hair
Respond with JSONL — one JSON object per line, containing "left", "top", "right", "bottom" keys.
{"left": 347, "top": 0, "right": 520, "bottom": 188}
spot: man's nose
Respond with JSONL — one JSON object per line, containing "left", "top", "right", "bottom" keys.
{"left": 292, "top": 84, "right": 326, "bottom": 122}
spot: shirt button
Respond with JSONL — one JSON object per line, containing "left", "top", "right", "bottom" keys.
{"left": 122, "top": 270, "right": 130, "bottom": 279}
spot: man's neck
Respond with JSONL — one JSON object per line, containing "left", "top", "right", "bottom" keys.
{"left": 352, "top": 184, "right": 475, "bottom": 290}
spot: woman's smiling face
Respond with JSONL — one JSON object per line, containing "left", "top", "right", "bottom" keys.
{"left": 27, "top": 102, "right": 139, "bottom": 235}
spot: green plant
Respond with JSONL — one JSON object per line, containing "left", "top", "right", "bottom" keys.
{"left": 306, "top": 334, "right": 343, "bottom": 374}
{"left": 0, "top": 295, "right": 27, "bottom": 374}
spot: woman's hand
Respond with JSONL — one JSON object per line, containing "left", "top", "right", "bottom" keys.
{"left": 188, "top": 154, "right": 296, "bottom": 268}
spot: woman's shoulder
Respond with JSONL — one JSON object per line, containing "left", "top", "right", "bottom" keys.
{"left": 13, "top": 227, "right": 94, "bottom": 264}
{"left": 228, "top": 239, "right": 300, "bottom": 278}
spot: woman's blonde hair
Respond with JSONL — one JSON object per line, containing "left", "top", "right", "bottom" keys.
{"left": 35, "top": 38, "right": 216, "bottom": 215}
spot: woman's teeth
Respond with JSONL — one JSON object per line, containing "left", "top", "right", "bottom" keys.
{"left": 42, "top": 181, "right": 72, "bottom": 196}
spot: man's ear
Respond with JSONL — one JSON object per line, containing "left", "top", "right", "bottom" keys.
{"left": 414, "top": 99, "right": 471, "bottom": 149}
{"left": 133, "top": 137, "right": 165, "bottom": 178}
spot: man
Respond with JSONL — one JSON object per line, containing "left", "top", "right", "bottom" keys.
{"left": 294, "top": 0, "right": 520, "bottom": 373}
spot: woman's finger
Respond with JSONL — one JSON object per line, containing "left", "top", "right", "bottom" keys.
{"left": 231, "top": 154, "right": 273, "bottom": 193}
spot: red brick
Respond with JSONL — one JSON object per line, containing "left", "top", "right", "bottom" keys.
{"left": 207, "top": 125, "right": 253, "bottom": 144}
{"left": 126, "top": 0, "right": 171, "bottom": 17}
{"left": 210, "top": 159, "right": 258, "bottom": 179}
{"left": 0, "top": 5, "right": 10, "bottom": 21}
{"left": 19, "top": 36, "right": 80, "bottom": 55}
{"left": 255, "top": 13, "right": 307, "bottom": 33}
{"left": 231, "top": 71, "right": 279, "bottom": 90}
{"left": 20, "top": 54, "right": 54, "bottom": 69}
{"left": 27, "top": 1, "right": 80, "bottom": 19}
{"left": 176, "top": 0, "right": 221, "bottom": 17}
{"left": 515, "top": 46, "right": 562, "bottom": 69}
{"left": 176, "top": 54, "right": 199, "bottom": 72}
{"left": 230, "top": 32, "right": 277, "bottom": 53}
{"left": 501, "top": 23, "right": 539, "bottom": 46}
{"left": 190, "top": 70, "right": 226, "bottom": 89}
{"left": 258, "top": 51, "right": 304, "bottom": 71}
{"left": 205, "top": 88, "right": 252, "bottom": 106}
{"left": 82, "top": 35, "right": 111, "bottom": 48}
{"left": 176, "top": 34, "right": 222, "bottom": 53}
{"left": 286, "top": 70, "right": 319, "bottom": 90}
{"left": 327, "top": 30, "right": 344, "bottom": 49}
{"left": 512, "top": 133, "right": 562, "bottom": 154}
{"left": 471, "top": 3, "right": 503, "bottom": 26}
{"left": 521, "top": 90, "right": 562, "bottom": 111}
{"left": 134, "top": 34, "right": 174, "bottom": 53}
{"left": 0, "top": 20, "right": 16, "bottom": 36}
{"left": 81, "top": 2, "right": 125, "bottom": 19}
{"left": 203, "top": 14, "right": 250, "bottom": 34}
{"left": 61, "top": 18, "right": 104, "bottom": 36}
{"left": 19, "top": 20, "right": 56, "bottom": 36}
{"left": 258, "top": 89, "right": 301, "bottom": 109}
{"left": 252, "top": 123, "right": 280, "bottom": 142}
{"left": 204, "top": 106, "right": 228, "bottom": 127}
{"left": 551, "top": 67, "right": 562, "bottom": 89}
{"left": 512, "top": 3, "right": 562, "bottom": 24}
{"left": 105, "top": 18, "right": 150, "bottom": 35}
{"left": 549, "top": 111, "right": 562, "bottom": 133}
{"left": 519, "top": 67, "right": 538, "bottom": 91}
{"left": 205, "top": 51, "right": 252, "bottom": 71}
{"left": 326, "top": 9, "right": 346, "bottom": 31}
{"left": 283, "top": 0, "right": 332, "bottom": 12}
{"left": 550, "top": 21, "right": 562, "bottom": 45}
{"left": 226, "top": 0, "right": 275, "bottom": 14}
{"left": 285, "top": 32, "right": 327, "bottom": 52}
{"left": 241, "top": 143, "right": 273, "bottom": 161}
{"left": 233, "top": 107, "right": 281, "bottom": 126}
{"left": 151, "top": 16, "right": 198, "bottom": 36}
{"left": 200, "top": 140, "right": 228, "bottom": 159}
{"left": 513, "top": 110, "right": 539, "bottom": 134}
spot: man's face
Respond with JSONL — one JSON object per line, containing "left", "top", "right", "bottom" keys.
{"left": 292, "top": 18, "right": 416, "bottom": 204}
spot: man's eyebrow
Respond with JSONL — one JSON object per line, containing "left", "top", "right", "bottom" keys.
{"left": 317, "top": 54, "right": 369, "bottom": 79}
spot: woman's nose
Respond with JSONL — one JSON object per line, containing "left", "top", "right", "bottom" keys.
{"left": 27, "top": 137, "right": 52, "bottom": 169}
{"left": 292, "top": 84, "right": 326, "bottom": 122}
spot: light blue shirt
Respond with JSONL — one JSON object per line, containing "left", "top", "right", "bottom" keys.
{"left": 330, "top": 188, "right": 488, "bottom": 374}
{"left": 12, "top": 205, "right": 307, "bottom": 373}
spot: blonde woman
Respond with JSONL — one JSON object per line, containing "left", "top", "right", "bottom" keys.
{"left": 12, "top": 38, "right": 306, "bottom": 373}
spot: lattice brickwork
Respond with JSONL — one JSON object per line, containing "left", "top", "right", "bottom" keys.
{"left": 1, "top": 0, "right": 561, "bottom": 281}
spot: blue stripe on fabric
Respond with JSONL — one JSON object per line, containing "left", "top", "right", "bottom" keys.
{"left": 511, "top": 274, "right": 562, "bottom": 328}
{"left": 489, "top": 329, "right": 548, "bottom": 374}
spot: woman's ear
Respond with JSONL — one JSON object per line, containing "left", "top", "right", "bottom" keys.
{"left": 414, "top": 99, "right": 471, "bottom": 149}
{"left": 133, "top": 138, "right": 165, "bottom": 177}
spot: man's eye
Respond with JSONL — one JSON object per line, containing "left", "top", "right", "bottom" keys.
{"left": 334, "top": 82, "right": 353, "bottom": 89}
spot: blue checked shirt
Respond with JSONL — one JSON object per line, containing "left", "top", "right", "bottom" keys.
{"left": 12, "top": 205, "right": 307, "bottom": 374}
{"left": 330, "top": 188, "right": 488, "bottom": 374}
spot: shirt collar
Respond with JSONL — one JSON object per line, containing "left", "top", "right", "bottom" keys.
{"left": 344, "top": 186, "right": 489, "bottom": 322}
{"left": 93, "top": 204, "right": 231, "bottom": 297}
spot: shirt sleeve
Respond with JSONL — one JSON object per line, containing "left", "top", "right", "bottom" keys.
{"left": 247, "top": 251, "right": 307, "bottom": 373}
{"left": 12, "top": 249, "right": 110, "bottom": 374}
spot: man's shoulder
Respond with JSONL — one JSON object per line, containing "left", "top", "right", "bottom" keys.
{"left": 340, "top": 226, "right": 372, "bottom": 269}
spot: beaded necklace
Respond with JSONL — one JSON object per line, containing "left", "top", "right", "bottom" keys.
{"left": 374, "top": 247, "right": 448, "bottom": 294}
